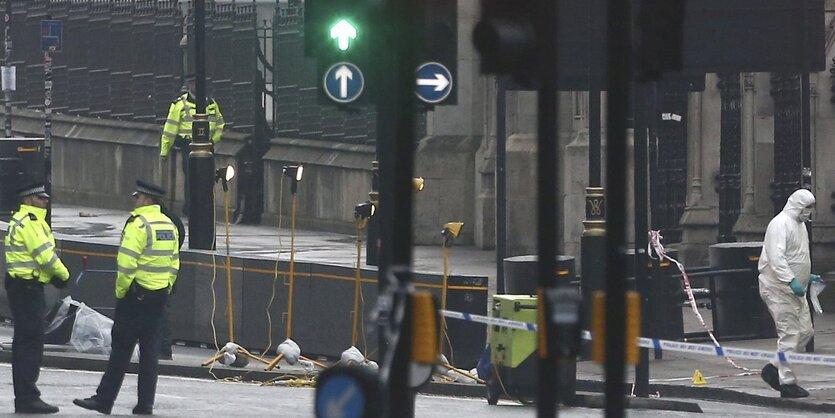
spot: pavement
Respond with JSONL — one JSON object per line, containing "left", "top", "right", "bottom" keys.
{"left": 4, "top": 204, "right": 835, "bottom": 414}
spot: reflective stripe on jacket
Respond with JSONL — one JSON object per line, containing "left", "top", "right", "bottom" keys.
{"left": 159, "top": 92, "right": 225, "bottom": 157}
{"left": 116, "top": 205, "right": 180, "bottom": 299}
{"left": 3, "top": 204, "right": 69, "bottom": 283}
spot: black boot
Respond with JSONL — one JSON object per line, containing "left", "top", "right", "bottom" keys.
{"left": 761, "top": 363, "right": 781, "bottom": 391}
{"left": 15, "top": 399, "right": 59, "bottom": 414}
{"left": 73, "top": 396, "right": 113, "bottom": 414}
{"left": 780, "top": 384, "right": 810, "bottom": 398}
{"left": 133, "top": 404, "right": 153, "bottom": 415}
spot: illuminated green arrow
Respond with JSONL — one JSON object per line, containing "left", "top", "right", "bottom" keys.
{"left": 330, "top": 19, "right": 358, "bottom": 51}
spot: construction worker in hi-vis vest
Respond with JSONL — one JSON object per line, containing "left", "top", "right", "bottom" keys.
{"left": 74, "top": 180, "right": 179, "bottom": 416}
{"left": 4, "top": 182, "right": 69, "bottom": 414}
{"left": 159, "top": 73, "right": 225, "bottom": 215}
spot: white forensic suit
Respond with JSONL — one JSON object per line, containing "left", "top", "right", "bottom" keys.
{"left": 758, "top": 189, "right": 816, "bottom": 386}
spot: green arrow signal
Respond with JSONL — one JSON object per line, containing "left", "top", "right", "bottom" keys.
{"left": 329, "top": 19, "right": 358, "bottom": 51}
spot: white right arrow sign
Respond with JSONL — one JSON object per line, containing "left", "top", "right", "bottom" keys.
{"left": 417, "top": 73, "right": 450, "bottom": 91}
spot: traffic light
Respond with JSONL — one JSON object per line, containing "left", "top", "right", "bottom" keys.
{"left": 304, "top": 0, "right": 376, "bottom": 58}
{"left": 417, "top": 0, "right": 458, "bottom": 106}
{"left": 472, "top": 0, "right": 538, "bottom": 83}
{"left": 305, "top": 0, "right": 379, "bottom": 105}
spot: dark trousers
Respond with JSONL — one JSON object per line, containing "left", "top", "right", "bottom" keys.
{"left": 158, "top": 298, "right": 172, "bottom": 358}
{"left": 5, "top": 274, "right": 46, "bottom": 405}
{"left": 94, "top": 285, "right": 168, "bottom": 408}
{"left": 174, "top": 136, "right": 190, "bottom": 209}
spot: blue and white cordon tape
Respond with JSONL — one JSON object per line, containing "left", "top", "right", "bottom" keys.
{"left": 441, "top": 309, "right": 835, "bottom": 366}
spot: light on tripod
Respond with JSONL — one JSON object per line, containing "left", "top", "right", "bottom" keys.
{"left": 215, "top": 165, "right": 236, "bottom": 191}
{"left": 354, "top": 201, "right": 376, "bottom": 220}
{"left": 283, "top": 165, "right": 304, "bottom": 194}
{"left": 441, "top": 221, "right": 464, "bottom": 248}
{"left": 412, "top": 177, "right": 425, "bottom": 192}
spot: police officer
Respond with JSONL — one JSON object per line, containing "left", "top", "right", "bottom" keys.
{"left": 159, "top": 73, "right": 225, "bottom": 214}
{"left": 74, "top": 181, "right": 180, "bottom": 415}
{"left": 4, "top": 183, "right": 69, "bottom": 414}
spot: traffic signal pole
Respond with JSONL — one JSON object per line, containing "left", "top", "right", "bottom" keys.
{"left": 188, "top": 0, "right": 215, "bottom": 250}
{"left": 604, "top": 0, "right": 631, "bottom": 415}
{"left": 535, "top": 0, "right": 560, "bottom": 415}
{"left": 376, "top": 0, "right": 419, "bottom": 415}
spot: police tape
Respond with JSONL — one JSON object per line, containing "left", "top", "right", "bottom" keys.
{"left": 440, "top": 309, "right": 835, "bottom": 366}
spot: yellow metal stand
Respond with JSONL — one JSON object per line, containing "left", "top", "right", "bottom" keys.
{"left": 202, "top": 186, "right": 270, "bottom": 368}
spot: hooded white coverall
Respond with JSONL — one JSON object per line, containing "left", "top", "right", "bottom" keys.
{"left": 758, "top": 189, "right": 816, "bottom": 385}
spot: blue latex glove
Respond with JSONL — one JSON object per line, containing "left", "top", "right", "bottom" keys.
{"left": 810, "top": 274, "right": 823, "bottom": 283}
{"left": 789, "top": 278, "right": 806, "bottom": 297}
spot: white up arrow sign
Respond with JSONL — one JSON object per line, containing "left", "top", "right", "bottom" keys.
{"left": 416, "top": 73, "right": 450, "bottom": 91}
{"left": 334, "top": 65, "right": 353, "bottom": 98}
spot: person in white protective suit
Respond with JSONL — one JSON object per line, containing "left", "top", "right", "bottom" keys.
{"left": 758, "top": 188, "right": 822, "bottom": 398}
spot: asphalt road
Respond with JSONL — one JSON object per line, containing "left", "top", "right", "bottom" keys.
{"left": 0, "top": 363, "right": 828, "bottom": 417}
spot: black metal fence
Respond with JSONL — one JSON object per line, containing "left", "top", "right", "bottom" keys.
{"left": 2, "top": 0, "right": 259, "bottom": 133}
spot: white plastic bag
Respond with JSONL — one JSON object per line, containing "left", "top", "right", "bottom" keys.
{"left": 811, "top": 280, "right": 827, "bottom": 314}
{"left": 44, "top": 296, "right": 122, "bottom": 356}
{"left": 70, "top": 301, "right": 114, "bottom": 355}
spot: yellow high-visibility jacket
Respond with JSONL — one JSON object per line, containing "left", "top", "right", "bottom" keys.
{"left": 116, "top": 205, "right": 180, "bottom": 299}
{"left": 4, "top": 204, "right": 69, "bottom": 284}
{"left": 159, "top": 92, "right": 225, "bottom": 157}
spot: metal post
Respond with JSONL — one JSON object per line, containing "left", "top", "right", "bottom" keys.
{"left": 188, "top": 0, "right": 215, "bottom": 250}
{"left": 44, "top": 50, "right": 52, "bottom": 223}
{"left": 580, "top": 0, "right": 605, "bottom": 359}
{"left": 3, "top": 0, "right": 12, "bottom": 138}
{"left": 535, "top": 0, "right": 559, "bottom": 414}
{"left": 496, "top": 77, "right": 507, "bottom": 293}
{"left": 377, "top": 0, "right": 418, "bottom": 414}
{"left": 800, "top": 0, "right": 814, "bottom": 353}
{"left": 605, "top": 0, "right": 631, "bottom": 414}
{"left": 633, "top": 82, "right": 650, "bottom": 398}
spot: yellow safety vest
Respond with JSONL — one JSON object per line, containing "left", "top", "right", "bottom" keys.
{"left": 116, "top": 205, "right": 180, "bottom": 299}
{"left": 159, "top": 92, "right": 225, "bottom": 157}
{"left": 4, "top": 204, "right": 69, "bottom": 284}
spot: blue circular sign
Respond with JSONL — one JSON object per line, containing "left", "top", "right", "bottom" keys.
{"left": 315, "top": 375, "right": 365, "bottom": 418}
{"left": 415, "top": 62, "right": 453, "bottom": 104}
{"left": 323, "top": 62, "right": 364, "bottom": 104}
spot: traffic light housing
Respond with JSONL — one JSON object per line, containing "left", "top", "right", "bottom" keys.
{"left": 473, "top": 0, "right": 538, "bottom": 83}
{"left": 635, "top": 0, "right": 686, "bottom": 81}
{"left": 304, "top": 0, "right": 376, "bottom": 58}
{"left": 417, "top": 0, "right": 458, "bottom": 106}
{"left": 305, "top": 0, "right": 378, "bottom": 105}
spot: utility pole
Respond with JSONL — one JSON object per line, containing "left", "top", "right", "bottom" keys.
{"left": 188, "top": 0, "right": 215, "bottom": 250}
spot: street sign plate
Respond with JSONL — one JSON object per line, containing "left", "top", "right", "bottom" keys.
{"left": 40, "top": 19, "right": 62, "bottom": 53}
{"left": 323, "top": 62, "right": 364, "bottom": 104}
{"left": 315, "top": 375, "right": 365, "bottom": 418}
{"left": 415, "top": 62, "right": 453, "bottom": 104}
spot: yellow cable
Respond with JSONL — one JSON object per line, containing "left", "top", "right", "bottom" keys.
{"left": 262, "top": 178, "right": 285, "bottom": 356}
{"left": 286, "top": 194, "right": 297, "bottom": 338}
{"left": 208, "top": 181, "right": 221, "bottom": 380}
